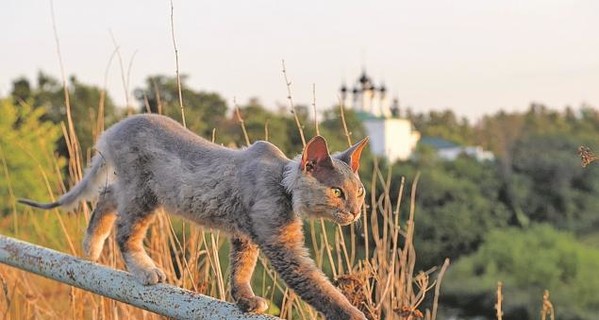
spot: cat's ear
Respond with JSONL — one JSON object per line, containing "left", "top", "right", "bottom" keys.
{"left": 335, "top": 137, "right": 369, "bottom": 172}
{"left": 301, "top": 136, "right": 333, "bottom": 172}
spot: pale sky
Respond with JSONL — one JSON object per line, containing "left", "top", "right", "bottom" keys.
{"left": 2, "top": 0, "right": 598, "bottom": 121}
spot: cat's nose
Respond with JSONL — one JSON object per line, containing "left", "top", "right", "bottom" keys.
{"left": 350, "top": 204, "right": 361, "bottom": 217}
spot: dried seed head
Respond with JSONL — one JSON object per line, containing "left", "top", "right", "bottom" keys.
{"left": 578, "top": 146, "right": 599, "bottom": 167}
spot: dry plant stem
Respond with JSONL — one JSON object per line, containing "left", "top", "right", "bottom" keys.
{"left": 209, "top": 232, "right": 226, "bottom": 299}
{"left": 375, "top": 176, "right": 405, "bottom": 310}
{"left": 143, "top": 95, "right": 152, "bottom": 114}
{"left": 0, "top": 146, "right": 18, "bottom": 234}
{"left": 495, "top": 282, "right": 503, "bottom": 320}
{"left": 264, "top": 120, "right": 270, "bottom": 141}
{"left": 540, "top": 290, "right": 555, "bottom": 320}
{"left": 312, "top": 83, "right": 320, "bottom": 136}
{"left": 399, "top": 173, "right": 420, "bottom": 310}
{"left": 163, "top": 213, "right": 198, "bottom": 292}
{"left": 0, "top": 273, "right": 10, "bottom": 319}
{"left": 50, "top": 0, "right": 83, "bottom": 184}
{"left": 319, "top": 218, "right": 338, "bottom": 279}
{"left": 338, "top": 99, "right": 353, "bottom": 146}
{"left": 170, "top": 0, "right": 186, "bottom": 128}
{"left": 281, "top": 59, "right": 306, "bottom": 146}
{"left": 97, "top": 48, "right": 118, "bottom": 140}
{"left": 431, "top": 258, "right": 450, "bottom": 320}
{"left": 334, "top": 103, "right": 355, "bottom": 270}
{"left": 126, "top": 50, "right": 138, "bottom": 105}
{"left": 309, "top": 220, "right": 323, "bottom": 266}
{"left": 39, "top": 7, "right": 82, "bottom": 305}
{"left": 234, "top": 99, "right": 251, "bottom": 146}
{"left": 109, "top": 31, "right": 132, "bottom": 115}
{"left": 38, "top": 164, "right": 76, "bottom": 256}
{"left": 335, "top": 224, "right": 352, "bottom": 273}
{"left": 152, "top": 79, "right": 164, "bottom": 115}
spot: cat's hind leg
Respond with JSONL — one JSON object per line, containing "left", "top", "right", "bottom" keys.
{"left": 83, "top": 185, "right": 117, "bottom": 261}
{"left": 230, "top": 236, "right": 268, "bottom": 313}
{"left": 115, "top": 195, "right": 166, "bottom": 285}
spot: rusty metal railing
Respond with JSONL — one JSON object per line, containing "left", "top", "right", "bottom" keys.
{"left": 0, "top": 234, "right": 278, "bottom": 320}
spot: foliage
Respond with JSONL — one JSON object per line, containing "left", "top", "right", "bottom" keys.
{"left": 409, "top": 109, "right": 476, "bottom": 146}
{"left": 510, "top": 134, "right": 599, "bottom": 232}
{"left": 11, "top": 72, "right": 118, "bottom": 157}
{"left": 443, "top": 224, "right": 599, "bottom": 320}
{"left": 0, "top": 98, "right": 66, "bottom": 217}
{"left": 393, "top": 156, "right": 510, "bottom": 268}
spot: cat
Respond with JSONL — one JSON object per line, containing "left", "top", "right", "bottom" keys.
{"left": 19, "top": 114, "right": 369, "bottom": 320}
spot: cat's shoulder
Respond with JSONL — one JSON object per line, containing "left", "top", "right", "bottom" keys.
{"left": 245, "top": 141, "right": 288, "bottom": 160}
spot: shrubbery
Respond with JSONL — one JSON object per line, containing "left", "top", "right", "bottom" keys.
{"left": 443, "top": 224, "right": 599, "bottom": 319}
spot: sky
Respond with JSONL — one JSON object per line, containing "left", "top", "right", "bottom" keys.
{"left": 1, "top": 0, "right": 598, "bottom": 121}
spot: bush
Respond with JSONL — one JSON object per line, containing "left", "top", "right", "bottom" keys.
{"left": 443, "top": 224, "right": 599, "bottom": 320}
{"left": 0, "top": 99, "right": 66, "bottom": 218}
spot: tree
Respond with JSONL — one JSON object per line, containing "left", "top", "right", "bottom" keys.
{"left": 443, "top": 225, "right": 599, "bottom": 320}
{"left": 510, "top": 134, "right": 599, "bottom": 232}
{"left": 0, "top": 98, "right": 66, "bottom": 217}
{"left": 410, "top": 109, "right": 476, "bottom": 146}
{"left": 401, "top": 157, "right": 510, "bottom": 268}
{"left": 10, "top": 72, "right": 118, "bottom": 158}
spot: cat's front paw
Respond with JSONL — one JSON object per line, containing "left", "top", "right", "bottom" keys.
{"left": 82, "top": 236, "right": 102, "bottom": 261}
{"left": 131, "top": 266, "right": 167, "bottom": 285}
{"left": 236, "top": 295, "right": 269, "bottom": 313}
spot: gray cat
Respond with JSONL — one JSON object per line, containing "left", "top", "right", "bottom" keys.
{"left": 19, "top": 114, "right": 369, "bottom": 320}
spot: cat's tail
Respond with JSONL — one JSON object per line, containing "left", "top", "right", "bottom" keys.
{"left": 18, "top": 154, "right": 113, "bottom": 212}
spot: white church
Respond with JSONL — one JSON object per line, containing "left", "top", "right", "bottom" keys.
{"left": 340, "top": 71, "right": 420, "bottom": 162}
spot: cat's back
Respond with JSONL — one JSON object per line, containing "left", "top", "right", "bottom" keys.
{"left": 98, "top": 114, "right": 218, "bottom": 151}
{"left": 103, "top": 114, "right": 197, "bottom": 140}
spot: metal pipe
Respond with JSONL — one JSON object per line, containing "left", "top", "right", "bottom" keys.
{"left": 0, "top": 234, "right": 278, "bottom": 320}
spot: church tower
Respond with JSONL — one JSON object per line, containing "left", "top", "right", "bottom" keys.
{"left": 340, "top": 70, "right": 420, "bottom": 162}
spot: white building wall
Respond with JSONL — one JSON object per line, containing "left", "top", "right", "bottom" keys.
{"left": 363, "top": 118, "right": 420, "bottom": 162}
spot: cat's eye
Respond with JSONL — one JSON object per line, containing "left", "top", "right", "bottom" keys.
{"left": 331, "top": 187, "right": 344, "bottom": 199}
{"left": 357, "top": 186, "right": 364, "bottom": 197}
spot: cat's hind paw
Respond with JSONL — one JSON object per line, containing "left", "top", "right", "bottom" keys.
{"left": 237, "top": 296, "right": 269, "bottom": 313}
{"left": 131, "top": 266, "right": 167, "bottom": 285}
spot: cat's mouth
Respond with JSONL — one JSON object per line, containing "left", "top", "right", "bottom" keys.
{"left": 335, "top": 210, "right": 361, "bottom": 226}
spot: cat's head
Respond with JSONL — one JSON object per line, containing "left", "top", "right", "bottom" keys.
{"left": 283, "top": 136, "right": 369, "bottom": 226}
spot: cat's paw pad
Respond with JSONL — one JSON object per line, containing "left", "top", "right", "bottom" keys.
{"left": 132, "top": 267, "right": 167, "bottom": 285}
{"left": 237, "top": 296, "right": 269, "bottom": 313}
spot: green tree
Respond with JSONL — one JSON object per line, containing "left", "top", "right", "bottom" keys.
{"left": 10, "top": 72, "right": 118, "bottom": 157}
{"left": 443, "top": 225, "right": 599, "bottom": 320}
{"left": 402, "top": 157, "right": 510, "bottom": 268}
{"left": 409, "top": 109, "right": 475, "bottom": 146}
{"left": 510, "top": 134, "right": 599, "bottom": 232}
{"left": 0, "top": 98, "right": 66, "bottom": 217}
